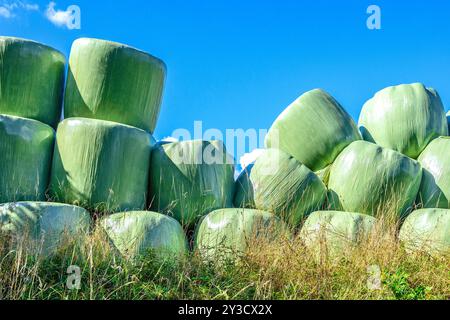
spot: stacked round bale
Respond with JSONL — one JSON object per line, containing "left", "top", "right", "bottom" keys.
{"left": 0, "top": 37, "right": 64, "bottom": 203}
{"left": 356, "top": 83, "right": 449, "bottom": 256}
{"left": 50, "top": 38, "right": 166, "bottom": 213}
{"left": 0, "top": 37, "right": 89, "bottom": 255}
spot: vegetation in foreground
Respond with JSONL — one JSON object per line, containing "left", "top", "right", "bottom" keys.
{"left": 0, "top": 210, "right": 448, "bottom": 301}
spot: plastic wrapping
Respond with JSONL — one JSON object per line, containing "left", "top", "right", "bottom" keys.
{"left": 233, "top": 148, "right": 327, "bottom": 226}
{"left": 417, "top": 137, "right": 450, "bottom": 208}
{"left": 399, "top": 208, "right": 450, "bottom": 256}
{"left": 265, "top": 89, "right": 361, "bottom": 171}
{"left": 315, "top": 165, "right": 331, "bottom": 186}
{"left": 0, "top": 201, "right": 90, "bottom": 255}
{"left": 300, "top": 210, "right": 376, "bottom": 256}
{"left": 101, "top": 211, "right": 187, "bottom": 260}
{"left": 64, "top": 38, "right": 166, "bottom": 133}
{"left": 49, "top": 118, "right": 153, "bottom": 212}
{"left": 0, "top": 37, "right": 65, "bottom": 128}
{"left": 0, "top": 115, "right": 55, "bottom": 203}
{"left": 328, "top": 141, "right": 422, "bottom": 218}
{"left": 359, "top": 83, "right": 448, "bottom": 159}
{"left": 194, "top": 208, "right": 287, "bottom": 261}
{"left": 149, "top": 140, "right": 235, "bottom": 226}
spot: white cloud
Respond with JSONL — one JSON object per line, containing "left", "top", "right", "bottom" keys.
{"left": 0, "top": 6, "right": 12, "bottom": 18}
{"left": 239, "top": 148, "right": 264, "bottom": 170}
{"left": 45, "top": 1, "right": 72, "bottom": 27}
{"left": 0, "top": 1, "right": 39, "bottom": 19}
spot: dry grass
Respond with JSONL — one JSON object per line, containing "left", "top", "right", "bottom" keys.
{"left": 0, "top": 205, "right": 448, "bottom": 300}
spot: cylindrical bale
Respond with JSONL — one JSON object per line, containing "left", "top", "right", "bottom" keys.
{"left": 149, "top": 140, "right": 235, "bottom": 226}
{"left": 0, "top": 201, "right": 90, "bottom": 255}
{"left": 328, "top": 141, "right": 422, "bottom": 218}
{"left": 49, "top": 118, "right": 153, "bottom": 212}
{"left": 0, "top": 115, "right": 55, "bottom": 203}
{"left": 0, "top": 37, "right": 65, "bottom": 127}
{"left": 417, "top": 137, "right": 450, "bottom": 208}
{"left": 265, "top": 89, "right": 361, "bottom": 172}
{"left": 359, "top": 83, "right": 448, "bottom": 159}
{"left": 64, "top": 38, "right": 166, "bottom": 133}
{"left": 399, "top": 208, "right": 450, "bottom": 256}
{"left": 299, "top": 210, "right": 377, "bottom": 257}
{"left": 234, "top": 148, "right": 327, "bottom": 226}
{"left": 101, "top": 211, "right": 188, "bottom": 260}
{"left": 194, "top": 208, "right": 288, "bottom": 261}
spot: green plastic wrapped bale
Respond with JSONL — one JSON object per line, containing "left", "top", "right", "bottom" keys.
{"left": 50, "top": 118, "right": 153, "bottom": 212}
{"left": 149, "top": 140, "right": 235, "bottom": 226}
{"left": 64, "top": 38, "right": 166, "bottom": 133}
{"left": 300, "top": 210, "right": 377, "bottom": 257}
{"left": 0, "top": 115, "right": 55, "bottom": 203}
{"left": 265, "top": 89, "right": 361, "bottom": 171}
{"left": 416, "top": 137, "right": 450, "bottom": 208}
{"left": 101, "top": 211, "right": 188, "bottom": 260}
{"left": 234, "top": 148, "right": 327, "bottom": 226}
{"left": 194, "top": 208, "right": 287, "bottom": 261}
{"left": 0, "top": 37, "right": 65, "bottom": 128}
{"left": 328, "top": 141, "right": 422, "bottom": 218}
{"left": 399, "top": 208, "right": 450, "bottom": 256}
{"left": 359, "top": 83, "right": 448, "bottom": 159}
{"left": 0, "top": 201, "right": 90, "bottom": 255}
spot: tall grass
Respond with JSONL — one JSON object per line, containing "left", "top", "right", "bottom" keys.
{"left": 0, "top": 202, "right": 448, "bottom": 300}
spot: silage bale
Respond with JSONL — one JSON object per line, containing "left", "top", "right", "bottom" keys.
{"left": 149, "top": 140, "right": 235, "bottom": 226}
{"left": 399, "top": 208, "right": 450, "bottom": 256}
{"left": 64, "top": 38, "right": 166, "bottom": 133}
{"left": 49, "top": 118, "right": 153, "bottom": 212}
{"left": 328, "top": 141, "right": 422, "bottom": 218}
{"left": 194, "top": 208, "right": 288, "bottom": 261}
{"left": 0, "top": 201, "right": 90, "bottom": 255}
{"left": 416, "top": 137, "right": 450, "bottom": 208}
{"left": 265, "top": 89, "right": 361, "bottom": 172}
{"left": 101, "top": 211, "right": 188, "bottom": 260}
{"left": 233, "top": 148, "right": 327, "bottom": 226}
{"left": 359, "top": 83, "right": 448, "bottom": 159}
{"left": 0, "top": 37, "right": 65, "bottom": 128}
{"left": 299, "top": 210, "right": 377, "bottom": 257}
{"left": 0, "top": 115, "right": 55, "bottom": 203}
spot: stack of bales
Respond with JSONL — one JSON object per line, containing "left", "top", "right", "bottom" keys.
{"left": 50, "top": 38, "right": 191, "bottom": 259}
{"left": 0, "top": 37, "right": 64, "bottom": 203}
{"left": 0, "top": 35, "right": 448, "bottom": 260}
{"left": 0, "top": 37, "right": 88, "bottom": 254}
{"left": 0, "top": 36, "right": 180, "bottom": 259}
{"left": 50, "top": 38, "right": 165, "bottom": 213}
{"left": 230, "top": 83, "right": 449, "bottom": 258}
{"left": 233, "top": 89, "right": 361, "bottom": 228}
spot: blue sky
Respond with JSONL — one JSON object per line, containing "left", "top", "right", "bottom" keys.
{"left": 1, "top": 0, "right": 450, "bottom": 164}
